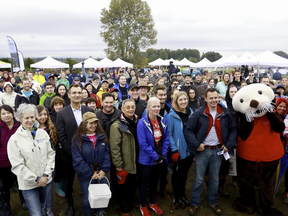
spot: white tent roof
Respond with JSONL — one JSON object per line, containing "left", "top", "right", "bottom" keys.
{"left": 165, "top": 58, "right": 178, "bottom": 65}
{"left": 224, "top": 51, "right": 254, "bottom": 67}
{"left": 208, "top": 56, "right": 227, "bottom": 67}
{"left": 174, "top": 58, "right": 197, "bottom": 67}
{"left": 0, "top": 60, "right": 11, "bottom": 68}
{"left": 96, "top": 58, "right": 115, "bottom": 68}
{"left": 148, "top": 58, "right": 167, "bottom": 66}
{"left": 245, "top": 50, "right": 288, "bottom": 67}
{"left": 113, "top": 58, "right": 133, "bottom": 68}
{"left": 73, "top": 57, "right": 98, "bottom": 68}
{"left": 195, "top": 58, "right": 211, "bottom": 67}
{"left": 222, "top": 55, "right": 238, "bottom": 67}
{"left": 30, "top": 56, "right": 69, "bottom": 68}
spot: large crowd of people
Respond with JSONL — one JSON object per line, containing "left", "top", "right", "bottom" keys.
{"left": 0, "top": 63, "right": 287, "bottom": 216}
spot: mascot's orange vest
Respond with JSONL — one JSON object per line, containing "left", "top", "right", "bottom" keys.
{"left": 237, "top": 115, "right": 284, "bottom": 162}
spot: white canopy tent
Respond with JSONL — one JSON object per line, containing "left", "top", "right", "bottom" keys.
{"left": 244, "top": 50, "right": 288, "bottom": 67}
{"left": 113, "top": 58, "right": 133, "bottom": 68}
{"left": 73, "top": 57, "right": 98, "bottom": 68}
{"left": 224, "top": 51, "right": 254, "bottom": 67}
{"left": 148, "top": 58, "right": 167, "bottom": 66}
{"left": 30, "top": 56, "right": 69, "bottom": 68}
{"left": 195, "top": 58, "right": 211, "bottom": 68}
{"left": 165, "top": 58, "right": 178, "bottom": 65}
{"left": 174, "top": 58, "right": 197, "bottom": 67}
{"left": 0, "top": 60, "right": 11, "bottom": 68}
{"left": 222, "top": 55, "right": 238, "bottom": 67}
{"left": 96, "top": 58, "right": 115, "bottom": 68}
{"left": 208, "top": 56, "right": 227, "bottom": 67}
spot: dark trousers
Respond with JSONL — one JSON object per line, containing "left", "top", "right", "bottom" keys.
{"left": 0, "top": 167, "right": 12, "bottom": 204}
{"left": 159, "top": 161, "right": 168, "bottom": 192}
{"left": 140, "top": 163, "right": 164, "bottom": 207}
{"left": 117, "top": 173, "right": 137, "bottom": 213}
{"left": 237, "top": 156, "right": 279, "bottom": 211}
{"left": 171, "top": 156, "right": 193, "bottom": 198}
{"left": 61, "top": 160, "right": 76, "bottom": 208}
{"left": 54, "top": 150, "right": 64, "bottom": 183}
{"left": 285, "top": 168, "right": 288, "bottom": 193}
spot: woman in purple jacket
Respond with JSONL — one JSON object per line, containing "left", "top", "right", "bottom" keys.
{"left": 137, "top": 97, "right": 170, "bottom": 216}
{"left": 0, "top": 105, "right": 20, "bottom": 207}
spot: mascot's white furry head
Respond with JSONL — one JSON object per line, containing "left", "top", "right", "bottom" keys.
{"left": 232, "top": 83, "right": 274, "bottom": 122}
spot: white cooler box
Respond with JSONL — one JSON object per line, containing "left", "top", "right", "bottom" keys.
{"left": 88, "top": 177, "right": 111, "bottom": 208}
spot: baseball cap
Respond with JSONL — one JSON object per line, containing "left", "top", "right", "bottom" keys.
{"left": 93, "top": 75, "right": 100, "bottom": 81}
{"left": 82, "top": 112, "right": 98, "bottom": 123}
{"left": 177, "top": 72, "right": 182, "bottom": 76}
{"left": 184, "top": 73, "right": 191, "bottom": 78}
{"left": 128, "top": 83, "right": 139, "bottom": 91}
{"left": 73, "top": 76, "right": 80, "bottom": 81}
{"left": 101, "top": 79, "right": 109, "bottom": 83}
{"left": 138, "top": 73, "right": 145, "bottom": 78}
{"left": 109, "top": 87, "right": 119, "bottom": 93}
{"left": 276, "top": 84, "right": 285, "bottom": 90}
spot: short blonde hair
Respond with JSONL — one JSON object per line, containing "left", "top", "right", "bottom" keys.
{"left": 172, "top": 91, "right": 188, "bottom": 113}
{"left": 146, "top": 97, "right": 160, "bottom": 115}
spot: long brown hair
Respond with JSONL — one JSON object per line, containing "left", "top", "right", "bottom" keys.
{"left": 221, "top": 72, "right": 231, "bottom": 85}
{"left": 172, "top": 91, "right": 189, "bottom": 113}
{"left": 73, "top": 120, "right": 109, "bottom": 151}
{"left": 36, "top": 105, "right": 58, "bottom": 146}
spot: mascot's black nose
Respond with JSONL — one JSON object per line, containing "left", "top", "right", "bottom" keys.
{"left": 250, "top": 99, "right": 259, "bottom": 108}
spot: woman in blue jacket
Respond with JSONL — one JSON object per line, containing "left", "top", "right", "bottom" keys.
{"left": 166, "top": 91, "right": 194, "bottom": 209}
{"left": 137, "top": 97, "right": 170, "bottom": 216}
{"left": 72, "top": 112, "right": 111, "bottom": 216}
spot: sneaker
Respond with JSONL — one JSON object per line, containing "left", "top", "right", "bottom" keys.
{"left": 284, "top": 192, "right": 288, "bottom": 203}
{"left": 149, "top": 203, "right": 163, "bottom": 215}
{"left": 188, "top": 205, "right": 199, "bottom": 216}
{"left": 210, "top": 204, "right": 222, "bottom": 215}
{"left": 94, "top": 210, "right": 106, "bottom": 216}
{"left": 218, "top": 186, "right": 229, "bottom": 197}
{"left": 46, "top": 211, "right": 54, "bottom": 216}
{"left": 140, "top": 205, "right": 151, "bottom": 216}
{"left": 22, "top": 202, "right": 28, "bottom": 210}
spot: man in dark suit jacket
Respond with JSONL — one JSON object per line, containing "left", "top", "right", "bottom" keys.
{"left": 56, "top": 84, "right": 92, "bottom": 216}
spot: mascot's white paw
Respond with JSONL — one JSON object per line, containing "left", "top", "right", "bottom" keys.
{"left": 232, "top": 83, "right": 274, "bottom": 122}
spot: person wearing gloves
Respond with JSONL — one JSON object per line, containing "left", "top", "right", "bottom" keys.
{"left": 165, "top": 91, "right": 194, "bottom": 209}
{"left": 110, "top": 99, "right": 139, "bottom": 216}
{"left": 137, "top": 97, "right": 169, "bottom": 216}
{"left": 71, "top": 112, "right": 110, "bottom": 216}
{"left": 7, "top": 103, "right": 55, "bottom": 216}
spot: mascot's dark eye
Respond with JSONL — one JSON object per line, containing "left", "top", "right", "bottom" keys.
{"left": 240, "top": 99, "right": 244, "bottom": 103}
{"left": 258, "top": 90, "right": 262, "bottom": 95}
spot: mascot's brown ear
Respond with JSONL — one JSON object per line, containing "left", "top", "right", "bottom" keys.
{"left": 237, "top": 111, "right": 253, "bottom": 141}
{"left": 266, "top": 112, "right": 285, "bottom": 133}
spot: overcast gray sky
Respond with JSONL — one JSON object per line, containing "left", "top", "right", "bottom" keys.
{"left": 1, "top": 0, "right": 287, "bottom": 59}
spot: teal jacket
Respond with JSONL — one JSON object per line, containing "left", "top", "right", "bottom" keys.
{"left": 166, "top": 108, "right": 193, "bottom": 159}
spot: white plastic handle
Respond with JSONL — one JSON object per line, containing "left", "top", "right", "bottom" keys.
{"left": 89, "top": 176, "right": 110, "bottom": 188}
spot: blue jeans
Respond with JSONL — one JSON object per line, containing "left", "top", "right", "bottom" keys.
{"left": 22, "top": 182, "right": 52, "bottom": 216}
{"left": 45, "top": 171, "right": 55, "bottom": 211}
{"left": 191, "top": 148, "right": 222, "bottom": 206}
{"left": 79, "top": 177, "right": 108, "bottom": 216}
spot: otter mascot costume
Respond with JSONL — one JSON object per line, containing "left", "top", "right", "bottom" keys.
{"left": 232, "top": 83, "right": 284, "bottom": 216}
